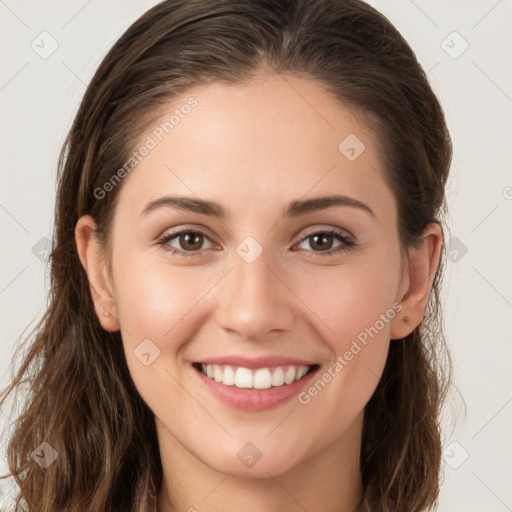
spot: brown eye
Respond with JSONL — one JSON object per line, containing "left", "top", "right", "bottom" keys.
{"left": 178, "top": 232, "right": 204, "bottom": 251}
{"left": 308, "top": 233, "right": 335, "bottom": 251}
{"left": 296, "top": 230, "right": 354, "bottom": 255}
{"left": 159, "top": 230, "right": 214, "bottom": 254}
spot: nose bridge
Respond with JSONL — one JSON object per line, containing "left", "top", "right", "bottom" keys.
{"left": 214, "top": 242, "right": 295, "bottom": 340}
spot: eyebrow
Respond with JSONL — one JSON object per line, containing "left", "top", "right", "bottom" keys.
{"left": 141, "top": 194, "right": 376, "bottom": 219}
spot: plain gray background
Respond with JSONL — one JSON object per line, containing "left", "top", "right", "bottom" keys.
{"left": 1, "top": 1, "right": 511, "bottom": 510}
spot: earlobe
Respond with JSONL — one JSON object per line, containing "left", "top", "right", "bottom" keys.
{"left": 390, "top": 223, "right": 443, "bottom": 340}
{"left": 75, "top": 215, "right": 120, "bottom": 332}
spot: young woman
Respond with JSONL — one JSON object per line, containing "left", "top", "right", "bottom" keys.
{"left": 0, "top": 0, "right": 452, "bottom": 510}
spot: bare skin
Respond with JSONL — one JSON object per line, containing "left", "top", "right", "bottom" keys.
{"left": 75, "top": 71, "right": 442, "bottom": 512}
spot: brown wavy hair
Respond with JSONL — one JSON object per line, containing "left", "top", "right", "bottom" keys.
{"left": 0, "top": 0, "right": 453, "bottom": 510}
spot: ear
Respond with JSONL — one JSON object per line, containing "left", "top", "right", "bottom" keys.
{"left": 390, "top": 223, "right": 443, "bottom": 340}
{"left": 75, "top": 215, "right": 120, "bottom": 332}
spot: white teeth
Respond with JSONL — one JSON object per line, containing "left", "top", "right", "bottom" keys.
{"left": 213, "top": 365, "right": 223, "bottom": 383}
{"left": 222, "top": 365, "right": 235, "bottom": 386}
{"left": 234, "top": 367, "right": 253, "bottom": 389}
{"left": 253, "top": 368, "right": 272, "bottom": 390}
{"left": 271, "top": 367, "right": 285, "bottom": 386}
{"left": 297, "top": 365, "right": 309, "bottom": 379}
{"left": 198, "top": 364, "right": 312, "bottom": 389}
{"left": 284, "top": 366, "right": 296, "bottom": 385}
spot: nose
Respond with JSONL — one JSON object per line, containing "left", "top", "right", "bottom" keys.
{"left": 214, "top": 248, "right": 296, "bottom": 342}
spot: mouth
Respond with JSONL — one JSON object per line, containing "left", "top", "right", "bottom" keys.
{"left": 191, "top": 361, "right": 320, "bottom": 411}
{"left": 192, "top": 362, "right": 318, "bottom": 389}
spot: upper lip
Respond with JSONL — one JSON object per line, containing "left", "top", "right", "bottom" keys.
{"left": 194, "top": 355, "right": 318, "bottom": 369}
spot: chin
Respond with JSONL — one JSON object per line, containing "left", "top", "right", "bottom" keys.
{"left": 201, "top": 441, "right": 307, "bottom": 479}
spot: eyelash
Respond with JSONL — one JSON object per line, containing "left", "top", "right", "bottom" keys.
{"left": 156, "top": 228, "right": 356, "bottom": 258}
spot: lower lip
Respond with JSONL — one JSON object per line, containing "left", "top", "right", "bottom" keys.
{"left": 193, "top": 365, "right": 319, "bottom": 411}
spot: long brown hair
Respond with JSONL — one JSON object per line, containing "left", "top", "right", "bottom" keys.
{"left": 0, "top": 1, "right": 452, "bottom": 510}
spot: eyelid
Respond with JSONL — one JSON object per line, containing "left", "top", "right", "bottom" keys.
{"left": 296, "top": 224, "right": 354, "bottom": 240}
{"left": 157, "top": 224, "right": 216, "bottom": 241}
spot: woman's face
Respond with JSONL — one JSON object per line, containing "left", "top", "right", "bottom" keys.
{"left": 99, "top": 73, "right": 409, "bottom": 477}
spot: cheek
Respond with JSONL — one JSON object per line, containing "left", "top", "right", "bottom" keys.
{"left": 293, "top": 268, "right": 395, "bottom": 434}
{"left": 294, "top": 251, "right": 400, "bottom": 401}
{"left": 297, "top": 258, "right": 400, "bottom": 349}
{"left": 112, "top": 255, "right": 213, "bottom": 351}
{"left": 111, "top": 256, "right": 217, "bottom": 409}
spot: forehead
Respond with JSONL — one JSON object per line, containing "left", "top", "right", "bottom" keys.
{"left": 115, "top": 73, "right": 395, "bottom": 224}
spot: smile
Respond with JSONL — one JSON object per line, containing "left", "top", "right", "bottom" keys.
{"left": 197, "top": 363, "right": 315, "bottom": 389}
{"left": 192, "top": 360, "right": 320, "bottom": 411}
